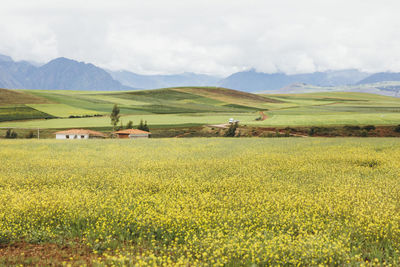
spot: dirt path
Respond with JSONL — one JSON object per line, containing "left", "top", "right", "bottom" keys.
{"left": 259, "top": 111, "right": 268, "bottom": 121}
{"left": 208, "top": 124, "right": 229, "bottom": 129}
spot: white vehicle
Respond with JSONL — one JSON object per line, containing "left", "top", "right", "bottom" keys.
{"left": 229, "top": 118, "right": 239, "bottom": 124}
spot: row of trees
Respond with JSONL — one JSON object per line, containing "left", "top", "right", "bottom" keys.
{"left": 110, "top": 104, "right": 150, "bottom": 131}
{"left": 3, "top": 129, "right": 36, "bottom": 139}
{"left": 5, "top": 129, "right": 17, "bottom": 139}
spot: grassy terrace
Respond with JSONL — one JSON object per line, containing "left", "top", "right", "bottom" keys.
{"left": 0, "top": 87, "right": 400, "bottom": 128}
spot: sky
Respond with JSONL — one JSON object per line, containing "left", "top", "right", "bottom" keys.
{"left": 0, "top": 0, "right": 400, "bottom": 76}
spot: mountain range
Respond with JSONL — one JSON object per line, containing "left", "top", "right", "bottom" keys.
{"left": 2, "top": 54, "right": 400, "bottom": 93}
{"left": 0, "top": 56, "right": 130, "bottom": 91}
{"left": 108, "top": 70, "right": 221, "bottom": 89}
{"left": 220, "top": 69, "right": 372, "bottom": 92}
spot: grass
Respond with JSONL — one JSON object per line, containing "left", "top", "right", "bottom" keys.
{"left": 0, "top": 106, "right": 54, "bottom": 122}
{"left": 0, "top": 112, "right": 259, "bottom": 128}
{"left": 262, "top": 112, "right": 400, "bottom": 126}
{"left": 2, "top": 138, "right": 400, "bottom": 265}
{"left": 1, "top": 88, "right": 400, "bottom": 128}
{"left": 25, "top": 87, "right": 274, "bottom": 116}
{"left": 26, "top": 104, "right": 104, "bottom": 117}
{"left": 0, "top": 88, "right": 51, "bottom": 105}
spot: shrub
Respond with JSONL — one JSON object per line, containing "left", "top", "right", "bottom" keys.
{"left": 25, "top": 131, "right": 35, "bottom": 139}
{"left": 5, "top": 129, "right": 17, "bottom": 139}
{"left": 308, "top": 127, "right": 316, "bottom": 136}
{"left": 360, "top": 130, "right": 368, "bottom": 137}
{"left": 344, "top": 125, "right": 361, "bottom": 131}
{"left": 363, "top": 125, "right": 376, "bottom": 131}
{"left": 224, "top": 122, "right": 238, "bottom": 137}
{"left": 394, "top": 125, "right": 400, "bottom": 133}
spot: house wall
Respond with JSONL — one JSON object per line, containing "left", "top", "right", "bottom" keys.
{"left": 56, "top": 134, "right": 89, "bottom": 139}
{"left": 129, "top": 134, "right": 149, "bottom": 139}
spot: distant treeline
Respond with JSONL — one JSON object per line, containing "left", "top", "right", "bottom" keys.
{"left": 68, "top": 114, "right": 103, "bottom": 119}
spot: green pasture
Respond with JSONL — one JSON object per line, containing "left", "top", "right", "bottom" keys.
{"left": 27, "top": 104, "right": 104, "bottom": 117}
{"left": 263, "top": 113, "right": 400, "bottom": 126}
{"left": 2, "top": 110, "right": 400, "bottom": 128}
{"left": 0, "top": 113, "right": 258, "bottom": 128}
{"left": 1, "top": 88, "right": 400, "bottom": 128}
{"left": 0, "top": 106, "right": 53, "bottom": 122}
{"left": 23, "top": 88, "right": 266, "bottom": 117}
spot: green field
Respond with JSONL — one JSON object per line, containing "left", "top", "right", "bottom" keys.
{"left": 1, "top": 87, "right": 400, "bottom": 128}
{"left": 0, "top": 112, "right": 259, "bottom": 128}
{"left": 0, "top": 106, "right": 54, "bottom": 122}
{"left": 2, "top": 138, "right": 400, "bottom": 265}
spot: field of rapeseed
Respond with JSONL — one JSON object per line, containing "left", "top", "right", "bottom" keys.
{"left": 1, "top": 138, "right": 400, "bottom": 265}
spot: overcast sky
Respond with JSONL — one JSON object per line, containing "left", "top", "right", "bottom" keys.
{"left": 1, "top": 0, "right": 400, "bottom": 76}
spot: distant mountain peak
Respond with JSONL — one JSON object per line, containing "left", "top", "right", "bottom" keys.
{"left": 0, "top": 54, "right": 13, "bottom": 62}
{"left": 357, "top": 72, "right": 400, "bottom": 85}
{"left": 219, "top": 69, "right": 369, "bottom": 92}
{"left": 0, "top": 54, "right": 131, "bottom": 91}
{"left": 0, "top": 52, "right": 399, "bottom": 94}
{"left": 48, "top": 57, "right": 85, "bottom": 65}
{"left": 108, "top": 70, "right": 221, "bottom": 89}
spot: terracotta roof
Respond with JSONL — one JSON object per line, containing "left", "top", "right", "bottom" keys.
{"left": 54, "top": 129, "right": 106, "bottom": 137}
{"left": 113, "top": 129, "right": 151, "bottom": 135}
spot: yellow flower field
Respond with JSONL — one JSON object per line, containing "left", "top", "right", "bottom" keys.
{"left": 1, "top": 138, "right": 400, "bottom": 265}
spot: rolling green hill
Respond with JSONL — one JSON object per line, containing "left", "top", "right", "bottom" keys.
{"left": 23, "top": 87, "right": 280, "bottom": 117}
{"left": 0, "top": 87, "right": 277, "bottom": 127}
{"left": 0, "top": 89, "right": 55, "bottom": 122}
{"left": 1, "top": 87, "right": 400, "bottom": 128}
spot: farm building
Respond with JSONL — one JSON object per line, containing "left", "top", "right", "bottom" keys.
{"left": 113, "top": 129, "right": 151, "bottom": 139}
{"left": 54, "top": 129, "right": 106, "bottom": 139}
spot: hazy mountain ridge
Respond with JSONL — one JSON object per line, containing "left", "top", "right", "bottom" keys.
{"left": 268, "top": 81, "right": 400, "bottom": 97}
{"left": 0, "top": 58, "right": 36, "bottom": 88}
{"left": 2, "top": 53, "right": 400, "bottom": 94}
{"left": 0, "top": 55, "right": 130, "bottom": 91}
{"left": 218, "top": 69, "right": 371, "bottom": 92}
{"left": 108, "top": 70, "right": 221, "bottom": 89}
{"left": 26, "top": 57, "right": 130, "bottom": 91}
{"left": 357, "top": 72, "right": 400, "bottom": 85}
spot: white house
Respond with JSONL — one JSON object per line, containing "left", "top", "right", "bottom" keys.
{"left": 54, "top": 129, "right": 106, "bottom": 139}
{"left": 113, "top": 129, "right": 151, "bottom": 139}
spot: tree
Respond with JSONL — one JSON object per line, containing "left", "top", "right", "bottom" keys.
{"left": 5, "top": 129, "right": 17, "bottom": 139}
{"left": 138, "top": 119, "right": 144, "bottom": 130}
{"left": 110, "top": 104, "right": 120, "bottom": 132}
{"left": 224, "top": 122, "right": 238, "bottom": 137}
{"left": 138, "top": 120, "right": 150, "bottom": 132}
{"left": 143, "top": 121, "right": 150, "bottom": 132}
{"left": 117, "top": 121, "right": 123, "bottom": 131}
{"left": 126, "top": 120, "right": 133, "bottom": 129}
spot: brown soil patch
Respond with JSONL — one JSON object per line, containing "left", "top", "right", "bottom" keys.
{"left": 176, "top": 87, "right": 283, "bottom": 103}
{"left": 0, "top": 88, "right": 52, "bottom": 105}
{"left": 259, "top": 111, "right": 268, "bottom": 120}
{"left": 0, "top": 242, "right": 99, "bottom": 266}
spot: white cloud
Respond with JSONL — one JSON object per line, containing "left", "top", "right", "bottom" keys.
{"left": 0, "top": 0, "right": 399, "bottom": 76}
